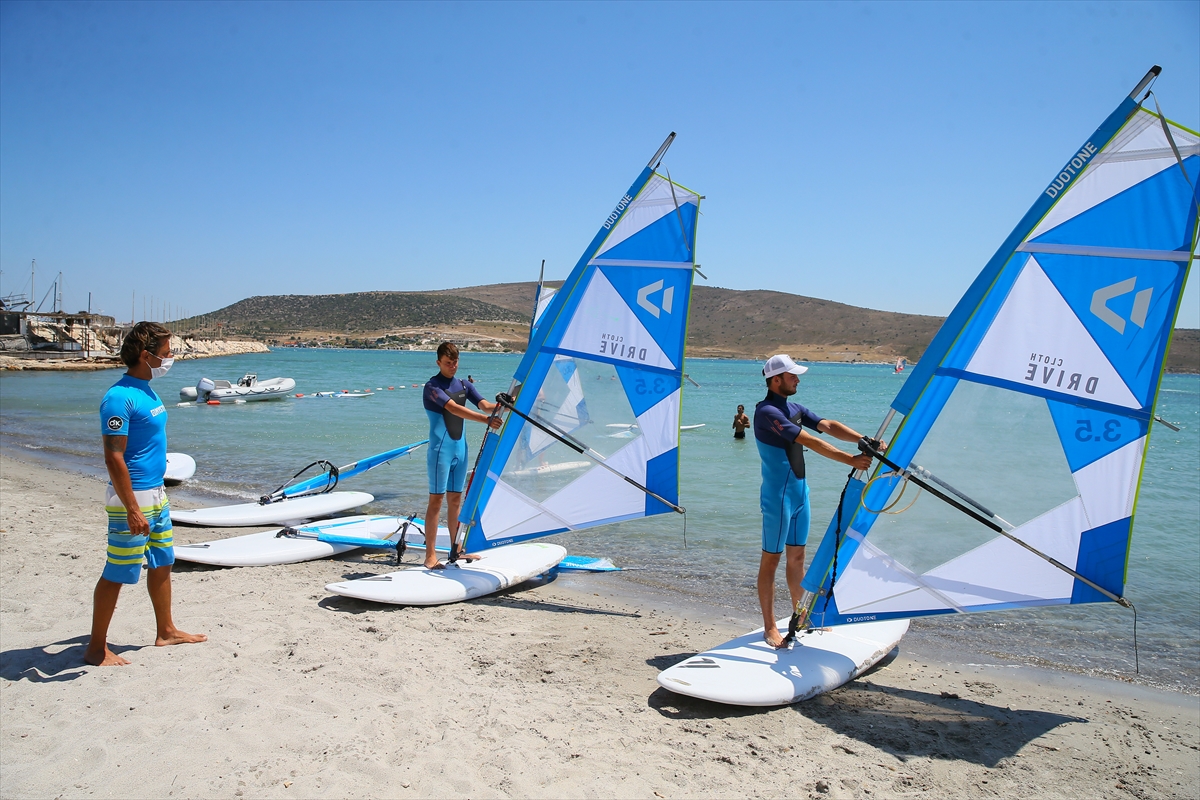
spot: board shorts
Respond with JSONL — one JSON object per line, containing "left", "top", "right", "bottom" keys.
{"left": 734, "top": 430, "right": 746, "bottom": 439}
{"left": 103, "top": 485, "right": 174, "bottom": 584}
{"left": 427, "top": 435, "right": 468, "bottom": 495}
{"left": 757, "top": 440, "right": 810, "bottom": 554}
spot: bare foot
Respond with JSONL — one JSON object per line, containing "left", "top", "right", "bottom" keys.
{"left": 456, "top": 552, "right": 482, "bottom": 562}
{"left": 424, "top": 558, "right": 445, "bottom": 570}
{"left": 84, "top": 647, "right": 131, "bottom": 667}
{"left": 763, "top": 629, "right": 786, "bottom": 649}
{"left": 155, "top": 629, "right": 207, "bottom": 647}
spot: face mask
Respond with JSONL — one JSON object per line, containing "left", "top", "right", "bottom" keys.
{"left": 148, "top": 354, "right": 174, "bottom": 379}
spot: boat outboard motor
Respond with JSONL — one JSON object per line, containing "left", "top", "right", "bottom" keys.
{"left": 196, "top": 377, "right": 216, "bottom": 401}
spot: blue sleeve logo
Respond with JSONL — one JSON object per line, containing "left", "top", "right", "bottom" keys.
{"left": 106, "top": 416, "right": 123, "bottom": 431}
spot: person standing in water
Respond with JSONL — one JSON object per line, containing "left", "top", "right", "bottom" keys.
{"left": 86, "top": 322, "right": 206, "bottom": 667}
{"left": 753, "top": 354, "right": 874, "bottom": 649}
{"left": 421, "top": 342, "right": 501, "bottom": 569}
{"left": 732, "top": 405, "right": 750, "bottom": 439}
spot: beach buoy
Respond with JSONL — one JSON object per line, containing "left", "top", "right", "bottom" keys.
{"left": 206, "top": 399, "right": 220, "bottom": 405}
{"left": 295, "top": 393, "right": 304, "bottom": 397}
{"left": 388, "top": 386, "right": 394, "bottom": 390}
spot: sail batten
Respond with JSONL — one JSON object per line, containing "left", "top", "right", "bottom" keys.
{"left": 799, "top": 71, "right": 1197, "bottom": 629}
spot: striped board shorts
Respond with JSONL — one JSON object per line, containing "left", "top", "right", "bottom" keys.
{"left": 103, "top": 485, "right": 174, "bottom": 584}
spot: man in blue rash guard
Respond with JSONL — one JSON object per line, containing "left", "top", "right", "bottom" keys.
{"left": 85, "top": 322, "right": 207, "bottom": 667}
{"left": 422, "top": 342, "right": 501, "bottom": 569}
{"left": 754, "top": 354, "right": 874, "bottom": 649}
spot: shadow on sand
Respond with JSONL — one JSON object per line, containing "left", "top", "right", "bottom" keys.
{"left": 645, "top": 652, "right": 1084, "bottom": 767}
{"left": 0, "top": 635, "right": 146, "bottom": 683}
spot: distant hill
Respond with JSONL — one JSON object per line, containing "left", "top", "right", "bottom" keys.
{"left": 178, "top": 292, "right": 523, "bottom": 338}
{"left": 178, "top": 283, "right": 1199, "bottom": 372}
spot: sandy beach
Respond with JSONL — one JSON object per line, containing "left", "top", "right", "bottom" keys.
{"left": 1, "top": 453, "right": 1197, "bottom": 799}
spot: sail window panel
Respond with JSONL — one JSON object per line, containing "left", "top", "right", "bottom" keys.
{"left": 865, "top": 380, "right": 1078, "bottom": 575}
{"left": 499, "top": 357, "right": 639, "bottom": 505}
{"left": 920, "top": 498, "right": 1087, "bottom": 609}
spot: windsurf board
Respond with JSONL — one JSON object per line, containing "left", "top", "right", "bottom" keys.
{"left": 164, "top": 453, "right": 196, "bottom": 485}
{"left": 175, "top": 515, "right": 451, "bottom": 567}
{"left": 657, "top": 619, "right": 909, "bottom": 706}
{"left": 325, "top": 542, "right": 566, "bottom": 606}
{"left": 170, "top": 491, "right": 374, "bottom": 527}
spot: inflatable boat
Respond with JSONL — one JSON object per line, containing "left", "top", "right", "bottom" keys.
{"left": 179, "top": 374, "right": 296, "bottom": 403}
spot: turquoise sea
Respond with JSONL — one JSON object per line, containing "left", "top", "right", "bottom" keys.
{"left": 2, "top": 349, "right": 1197, "bottom": 692}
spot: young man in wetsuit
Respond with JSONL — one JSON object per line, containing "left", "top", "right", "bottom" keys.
{"left": 732, "top": 405, "right": 750, "bottom": 439}
{"left": 421, "top": 342, "right": 501, "bottom": 569}
{"left": 85, "top": 322, "right": 207, "bottom": 666}
{"left": 754, "top": 354, "right": 873, "bottom": 649}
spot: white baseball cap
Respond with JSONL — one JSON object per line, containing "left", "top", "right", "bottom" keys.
{"left": 762, "top": 354, "right": 808, "bottom": 378}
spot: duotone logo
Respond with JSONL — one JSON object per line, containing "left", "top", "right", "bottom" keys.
{"left": 637, "top": 280, "right": 675, "bottom": 318}
{"left": 1091, "top": 278, "right": 1152, "bottom": 335}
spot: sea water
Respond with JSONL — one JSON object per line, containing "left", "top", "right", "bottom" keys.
{"left": 2, "top": 349, "right": 1197, "bottom": 692}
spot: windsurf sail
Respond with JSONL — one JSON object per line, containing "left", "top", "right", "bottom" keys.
{"left": 530, "top": 259, "right": 559, "bottom": 338}
{"left": 460, "top": 133, "right": 701, "bottom": 551}
{"left": 264, "top": 440, "right": 428, "bottom": 502}
{"left": 796, "top": 66, "right": 1198, "bottom": 629}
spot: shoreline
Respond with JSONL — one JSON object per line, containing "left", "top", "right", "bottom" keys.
{"left": 4, "top": 441, "right": 1196, "bottom": 698}
{"left": 2, "top": 452, "right": 1197, "bottom": 798}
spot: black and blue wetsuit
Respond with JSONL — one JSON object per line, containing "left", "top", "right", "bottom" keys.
{"left": 423, "top": 373, "right": 486, "bottom": 494}
{"left": 753, "top": 391, "right": 824, "bottom": 554}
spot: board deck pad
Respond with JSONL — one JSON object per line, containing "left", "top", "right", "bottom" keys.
{"left": 657, "top": 619, "right": 909, "bottom": 706}
{"left": 325, "top": 542, "right": 566, "bottom": 606}
{"left": 174, "top": 515, "right": 451, "bottom": 567}
{"left": 170, "top": 491, "right": 374, "bottom": 527}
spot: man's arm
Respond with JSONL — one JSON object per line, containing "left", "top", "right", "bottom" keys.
{"left": 816, "top": 418, "right": 866, "bottom": 444}
{"left": 443, "top": 399, "right": 502, "bottom": 429}
{"left": 103, "top": 435, "right": 150, "bottom": 535}
{"left": 797, "top": 426, "right": 872, "bottom": 470}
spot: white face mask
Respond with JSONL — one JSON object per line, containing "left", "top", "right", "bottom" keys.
{"left": 148, "top": 354, "right": 174, "bottom": 379}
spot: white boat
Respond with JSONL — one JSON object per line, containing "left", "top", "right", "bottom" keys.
{"left": 179, "top": 374, "right": 296, "bottom": 403}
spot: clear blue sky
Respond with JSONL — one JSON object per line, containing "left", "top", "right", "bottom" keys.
{"left": 2, "top": 1, "right": 1197, "bottom": 326}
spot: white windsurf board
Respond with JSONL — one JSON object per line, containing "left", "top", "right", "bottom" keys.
{"left": 175, "top": 515, "right": 451, "bottom": 567}
{"left": 657, "top": 618, "right": 909, "bottom": 706}
{"left": 164, "top": 453, "right": 196, "bottom": 484}
{"left": 325, "top": 542, "right": 566, "bottom": 606}
{"left": 170, "top": 491, "right": 374, "bottom": 527}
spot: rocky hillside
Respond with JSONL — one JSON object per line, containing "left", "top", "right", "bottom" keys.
{"left": 175, "top": 283, "right": 1199, "bottom": 371}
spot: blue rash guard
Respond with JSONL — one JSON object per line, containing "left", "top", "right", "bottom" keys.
{"left": 423, "top": 373, "right": 485, "bottom": 494}
{"left": 99, "top": 375, "right": 168, "bottom": 490}
{"left": 753, "top": 391, "right": 823, "bottom": 554}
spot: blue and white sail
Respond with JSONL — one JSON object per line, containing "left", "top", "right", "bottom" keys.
{"left": 461, "top": 135, "right": 700, "bottom": 551}
{"left": 800, "top": 68, "right": 1198, "bottom": 626}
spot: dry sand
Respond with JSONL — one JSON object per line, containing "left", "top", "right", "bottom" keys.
{"left": 2, "top": 454, "right": 1197, "bottom": 799}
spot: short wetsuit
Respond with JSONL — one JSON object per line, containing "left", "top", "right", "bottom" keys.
{"left": 423, "top": 373, "right": 486, "bottom": 494}
{"left": 753, "top": 391, "right": 823, "bottom": 554}
{"left": 100, "top": 375, "right": 173, "bottom": 582}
